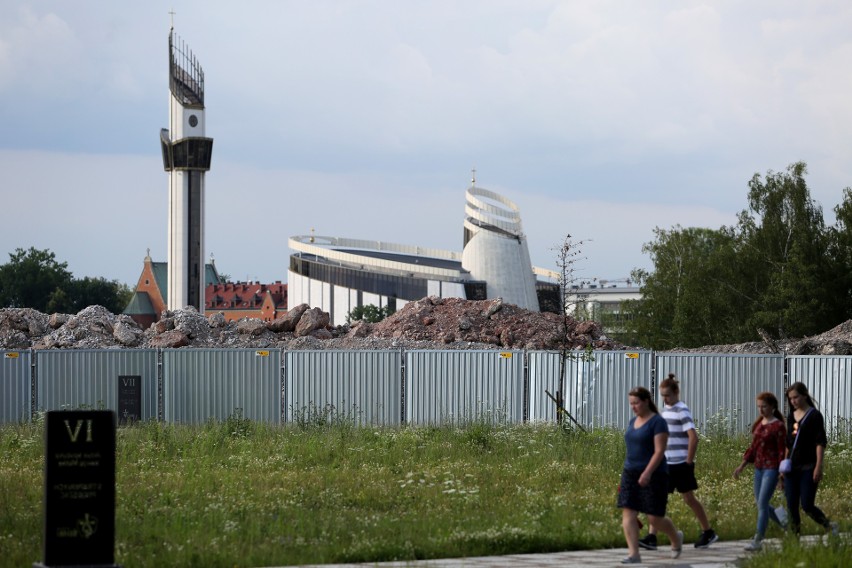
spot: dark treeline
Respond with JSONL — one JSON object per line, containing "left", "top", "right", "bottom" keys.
{"left": 0, "top": 247, "right": 131, "bottom": 315}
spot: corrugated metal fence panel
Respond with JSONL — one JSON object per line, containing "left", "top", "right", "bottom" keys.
{"left": 527, "top": 351, "right": 586, "bottom": 424}
{"left": 655, "top": 354, "right": 784, "bottom": 435}
{"left": 528, "top": 351, "right": 653, "bottom": 429}
{"left": 576, "top": 351, "right": 654, "bottom": 430}
{"left": 405, "top": 350, "right": 524, "bottom": 425}
{"left": 527, "top": 351, "right": 567, "bottom": 423}
{"left": 35, "top": 350, "right": 158, "bottom": 419}
{"left": 285, "top": 350, "right": 401, "bottom": 426}
{"left": 162, "top": 349, "right": 281, "bottom": 424}
{"left": 1, "top": 350, "right": 32, "bottom": 423}
{"left": 788, "top": 356, "right": 852, "bottom": 438}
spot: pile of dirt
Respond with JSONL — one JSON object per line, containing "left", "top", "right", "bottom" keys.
{"left": 0, "top": 296, "right": 624, "bottom": 351}
{"left": 667, "top": 321, "right": 852, "bottom": 355}
{"left": 4, "top": 299, "right": 851, "bottom": 354}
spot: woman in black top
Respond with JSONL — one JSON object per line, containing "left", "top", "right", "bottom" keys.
{"left": 783, "top": 382, "right": 837, "bottom": 535}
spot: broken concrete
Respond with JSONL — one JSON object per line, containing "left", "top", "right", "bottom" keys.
{"left": 7, "top": 296, "right": 849, "bottom": 354}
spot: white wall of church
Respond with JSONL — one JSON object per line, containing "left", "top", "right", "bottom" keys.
{"left": 426, "top": 280, "right": 466, "bottom": 299}
{"left": 333, "top": 286, "right": 353, "bottom": 326}
{"left": 362, "top": 292, "right": 381, "bottom": 309}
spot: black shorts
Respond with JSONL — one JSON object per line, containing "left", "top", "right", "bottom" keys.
{"left": 667, "top": 462, "right": 699, "bottom": 494}
{"left": 617, "top": 468, "right": 669, "bottom": 517}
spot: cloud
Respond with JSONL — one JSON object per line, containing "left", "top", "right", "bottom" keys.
{"left": 0, "top": 6, "right": 81, "bottom": 95}
{"left": 2, "top": 1, "right": 852, "bottom": 291}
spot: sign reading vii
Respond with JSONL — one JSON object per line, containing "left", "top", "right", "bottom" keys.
{"left": 117, "top": 375, "right": 142, "bottom": 425}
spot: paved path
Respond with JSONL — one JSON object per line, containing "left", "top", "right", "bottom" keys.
{"left": 279, "top": 535, "right": 830, "bottom": 568}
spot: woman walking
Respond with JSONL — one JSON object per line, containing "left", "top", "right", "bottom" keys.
{"left": 783, "top": 382, "right": 838, "bottom": 536}
{"left": 617, "top": 386, "right": 683, "bottom": 564}
{"left": 733, "top": 392, "right": 787, "bottom": 551}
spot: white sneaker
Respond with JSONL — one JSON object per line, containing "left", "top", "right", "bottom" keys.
{"left": 744, "top": 538, "right": 763, "bottom": 552}
{"left": 829, "top": 522, "right": 839, "bottom": 536}
{"left": 671, "top": 530, "right": 684, "bottom": 559}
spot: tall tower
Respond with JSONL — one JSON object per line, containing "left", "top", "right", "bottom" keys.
{"left": 159, "top": 27, "right": 213, "bottom": 312}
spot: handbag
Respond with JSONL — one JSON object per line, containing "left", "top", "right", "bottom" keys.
{"left": 780, "top": 408, "right": 813, "bottom": 473}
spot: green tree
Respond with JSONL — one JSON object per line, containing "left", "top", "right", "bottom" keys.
{"left": 0, "top": 247, "right": 134, "bottom": 314}
{"left": 65, "top": 277, "right": 134, "bottom": 314}
{"left": 0, "top": 247, "right": 73, "bottom": 312}
{"left": 827, "top": 187, "right": 852, "bottom": 319}
{"left": 737, "top": 162, "right": 837, "bottom": 338}
{"left": 346, "top": 304, "right": 394, "bottom": 324}
{"left": 627, "top": 161, "right": 846, "bottom": 349}
{"left": 626, "top": 225, "right": 743, "bottom": 349}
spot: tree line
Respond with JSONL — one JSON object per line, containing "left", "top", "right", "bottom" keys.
{"left": 0, "top": 247, "right": 132, "bottom": 315}
{"left": 623, "top": 161, "right": 852, "bottom": 349}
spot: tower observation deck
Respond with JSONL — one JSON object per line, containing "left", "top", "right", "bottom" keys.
{"left": 160, "top": 28, "right": 214, "bottom": 312}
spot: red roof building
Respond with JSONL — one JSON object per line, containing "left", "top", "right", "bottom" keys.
{"left": 206, "top": 281, "right": 287, "bottom": 322}
{"left": 124, "top": 254, "right": 287, "bottom": 327}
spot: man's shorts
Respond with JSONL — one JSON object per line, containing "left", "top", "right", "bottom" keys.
{"left": 667, "top": 462, "right": 699, "bottom": 494}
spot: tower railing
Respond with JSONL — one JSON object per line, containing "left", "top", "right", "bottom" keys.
{"left": 169, "top": 30, "right": 204, "bottom": 107}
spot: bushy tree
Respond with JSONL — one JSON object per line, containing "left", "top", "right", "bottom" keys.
{"left": 0, "top": 247, "right": 132, "bottom": 314}
{"left": 627, "top": 162, "right": 849, "bottom": 349}
{"left": 737, "top": 162, "right": 836, "bottom": 338}
{"left": 627, "top": 226, "right": 744, "bottom": 349}
{"left": 826, "top": 187, "right": 852, "bottom": 320}
{"left": 56, "top": 277, "right": 134, "bottom": 314}
{"left": 0, "top": 247, "right": 72, "bottom": 312}
{"left": 346, "top": 304, "right": 394, "bottom": 324}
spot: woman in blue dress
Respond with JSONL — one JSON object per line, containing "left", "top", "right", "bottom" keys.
{"left": 617, "top": 386, "right": 684, "bottom": 564}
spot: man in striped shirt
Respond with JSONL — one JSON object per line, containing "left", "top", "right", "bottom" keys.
{"left": 638, "top": 373, "right": 719, "bottom": 550}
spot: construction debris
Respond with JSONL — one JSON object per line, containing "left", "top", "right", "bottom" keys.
{"left": 0, "top": 297, "right": 622, "bottom": 351}
{"left": 4, "top": 297, "right": 849, "bottom": 353}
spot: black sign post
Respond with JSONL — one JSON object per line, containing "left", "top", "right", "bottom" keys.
{"left": 35, "top": 410, "right": 121, "bottom": 568}
{"left": 117, "top": 375, "right": 142, "bottom": 425}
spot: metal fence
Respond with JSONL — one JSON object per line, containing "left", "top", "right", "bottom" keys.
{"left": 3, "top": 348, "right": 851, "bottom": 434}
{"left": 528, "top": 350, "right": 653, "bottom": 429}
{"left": 655, "top": 353, "right": 784, "bottom": 435}
{"left": 285, "top": 350, "right": 402, "bottom": 426}
{"left": 405, "top": 350, "right": 524, "bottom": 424}
{"left": 162, "top": 349, "right": 281, "bottom": 424}
{"left": 1, "top": 350, "right": 32, "bottom": 423}
{"left": 35, "top": 349, "right": 159, "bottom": 422}
{"left": 788, "top": 355, "right": 852, "bottom": 439}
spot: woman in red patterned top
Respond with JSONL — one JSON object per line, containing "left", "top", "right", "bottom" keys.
{"left": 732, "top": 392, "right": 787, "bottom": 551}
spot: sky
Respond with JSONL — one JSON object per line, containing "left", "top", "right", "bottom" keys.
{"left": 2, "top": 1, "right": 852, "bottom": 289}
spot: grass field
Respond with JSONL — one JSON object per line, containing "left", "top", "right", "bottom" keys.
{"left": 1, "top": 411, "right": 849, "bottom": 567}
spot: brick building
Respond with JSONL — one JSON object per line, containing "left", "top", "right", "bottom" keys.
{"left": 206, "top": 281, "right": 287, "bottom": 322}
{"left": 123, "top": 253, "right": 287, "bottom": 327}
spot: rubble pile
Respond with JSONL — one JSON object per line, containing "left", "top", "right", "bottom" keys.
{"left": 4, "top": 299, "right": 852, "bottom": 354}
{"left": 671, "top": 320, "right": 852, "bottom": 355}
{"left": 0, "top": 296, "right": 623, "bottom": 351}
{"left": 361, "top": 296, "right": 619, "bottom": 350}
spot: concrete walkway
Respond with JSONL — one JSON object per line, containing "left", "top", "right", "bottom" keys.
{"left": 282, "top": 535, "right": 830, "bottom": 568}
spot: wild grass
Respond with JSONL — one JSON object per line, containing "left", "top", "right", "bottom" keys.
{"left": 1, "top": 414, "right": 850, "bottom": 567}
